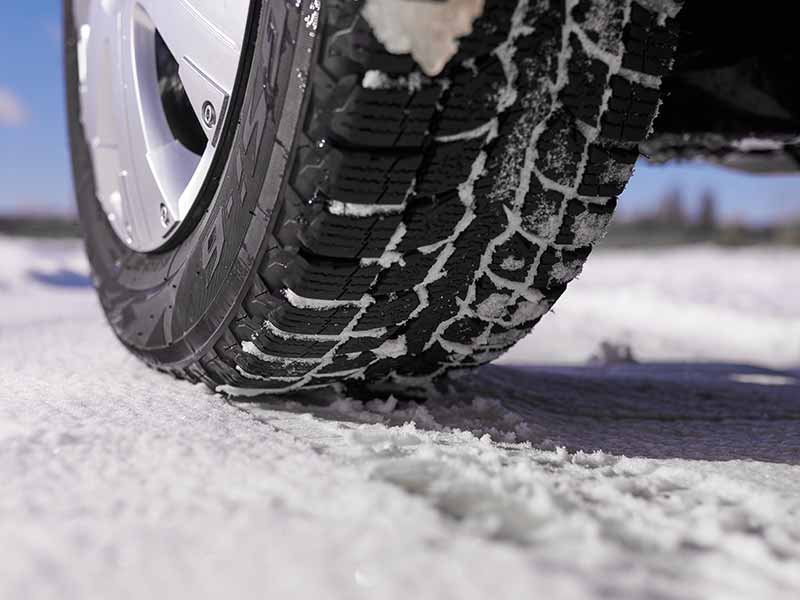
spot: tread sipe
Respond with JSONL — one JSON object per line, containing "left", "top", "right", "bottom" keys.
{"left": 174, "top": 0, "right": 683, "bottom": 397}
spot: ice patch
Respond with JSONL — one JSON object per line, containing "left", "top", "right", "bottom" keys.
{"left": 362, "top": 0, "right": 485, "bottom": 76}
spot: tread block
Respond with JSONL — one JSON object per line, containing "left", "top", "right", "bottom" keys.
{"left": 535, "top": 109, "right": 587, "bottom": 187}
{"left": 472, "top": 274, "right": 507, "bottom": 309}
{"left": 600, "top": 75, "right": 661, "bottom": 142}
{"left": 489, "top": 233, "right": 540, "bottom": 282}
{"left": 269, "top": 300, "right": 359, "bottom": 335}
{"left": 393, "top": 343, "right": 452, "bottom": 376}
{"left": 327, "top": 85, "right": 441, "bottom": 147}
{"left": 231, "top": 314, "right": 261, "bottom": 342}
{"left": 442, "top": 317, "right": 488, "bottom": 345}
{"left": 338, "top": 332, "right": 395, "bottom": 354}
{"left": 452, "top": 0, "right": 518, "bottom": 63}
{"left": 521, "top": 184, "right": 565, "bottom": 240}
{"left": 556, "top": 197, "right": 617, "bottom": 246}
{"left": 622, "top": 3, "right": 680, "bottom": 77}
{"left": 294, "top": 146, "right": 422, "bottom": 205}
{"left": 560, "top": 33, "right": 610, "bottom": 127}
{"left": 300, "top": 211, "right": 403, "bottom": 259}
{"left": 398, "top": 211, "right": 507, "bottom": 354}
{"left": 236, "top": 352, "right": 318, "bottom": 379}
{"left": 514, "top": 3, "right": 563, "bottom": 91}
{"left": 324, "top": 14, "right": 416, "bottom": 75}
{"left": 284, "top": 256, "right": 381, "bottom": 301}
{"left": 416, "top": 137, "right": 486, "bottom": 197}
{"left": 252, "top": 328, "right": 337, "bottom": 359}
{"left": 371, "top": 253, "right": 439, "bottom": 296}
{"left": 399, "top": 191, "right": 467, "bottom": 251}
{"left": 577, "top": 144, "right": 638, "bottom": 197}
{"left": 435, "top": 57, "right": 506, "bottom": 138}
{"left": 355, "top": 292, "right": 420, "bottom": 330}
{"left": 318, "top": 351, "right": 376, "bottom": 374}
{"left": 571, "top": 0, "right": 627, "bottom": 55}
{"left": 534, "top": 246, "right": 592, "bottom": 288}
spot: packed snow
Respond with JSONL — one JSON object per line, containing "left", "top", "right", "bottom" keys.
{"left": 362, "top": 0, "right": 485, "bottom": 76}
{"left": 0, "top": 236, "right": 799, "bottom": 600}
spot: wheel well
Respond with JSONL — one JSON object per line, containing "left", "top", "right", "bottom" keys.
{"left": 655, "top": 5, "right": 800, "bottom": 139}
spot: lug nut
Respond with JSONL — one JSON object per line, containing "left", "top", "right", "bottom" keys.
{"left": 160, "top": 203, "right": 171, "bottom": 229}
{"left": 202, "top": 101, "right": 217, "bottom": 128}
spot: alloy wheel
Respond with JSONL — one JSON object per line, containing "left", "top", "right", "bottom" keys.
{"left": 73, "top": 0, "right": 251, "bottom": 252}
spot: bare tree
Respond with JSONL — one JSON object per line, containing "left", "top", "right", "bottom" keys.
{"left": 656, "top": 188, "right": 687, "bottom": 226}
{"left": 698, "top": 189, "right": 718, "bottom": 233}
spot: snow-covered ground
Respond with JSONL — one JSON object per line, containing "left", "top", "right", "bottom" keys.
{"left": 505, "top": 245, "right": 800, "bottom": 369}
{"left": 1, "top": 236, "right": 799, "bottom": 600}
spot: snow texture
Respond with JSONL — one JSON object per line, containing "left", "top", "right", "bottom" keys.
{"left": 327, "top": 199, "right": 405, "bottom": 217}
{"left": 1, "top": 236, "right": 799, "bottom": 600}
{"left": 362, "top": 0, "right": 485, "bottom": 76}
{"left": 503, "top": 245, "right": 800, "bottom": 369}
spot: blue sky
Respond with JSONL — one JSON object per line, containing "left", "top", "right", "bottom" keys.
{"left": 0, "top": 2, "right": 72, "bottom": 215}
{"left": 2, "top": 2, "right": 800, "bottom": 223}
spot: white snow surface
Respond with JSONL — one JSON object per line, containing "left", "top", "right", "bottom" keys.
{"left": 503, "top": 245, "right": 800, "bottom": 369}
{"left": 1, "top": 236, "right": 799, "bottom": 600}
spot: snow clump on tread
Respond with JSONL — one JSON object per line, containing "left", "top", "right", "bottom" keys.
{"left": 362, "top": 0, "right": 486, "bottom": 76}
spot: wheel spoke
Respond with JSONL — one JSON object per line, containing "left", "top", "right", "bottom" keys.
{"left": 146, "top": 139, "right": 199, "bottom": 209}
{"left": 137, "top": 0, "right": 247, "bottom": 140}
{"left": 82, "top": 2, "right": 116, "bottom": 146}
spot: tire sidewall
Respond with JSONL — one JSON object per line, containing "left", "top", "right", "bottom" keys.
{"left": 65, "top": 0, "right": 315, "bottom": 367}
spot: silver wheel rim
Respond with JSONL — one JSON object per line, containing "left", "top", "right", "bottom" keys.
{"left": 73, "top": 0, "right": 251, "bottom": 252}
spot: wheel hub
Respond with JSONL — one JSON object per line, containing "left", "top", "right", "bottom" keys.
{"left": 73, "top": 0, "right": 251, "bottom": 252}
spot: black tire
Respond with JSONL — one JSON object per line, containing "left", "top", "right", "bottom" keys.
{"left": 65, "top": 0, "right": 682, "bottom": 397}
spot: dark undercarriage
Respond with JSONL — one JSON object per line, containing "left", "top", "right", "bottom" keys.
{"left": 649, "top": 3, "right": 800, "bottom": 172}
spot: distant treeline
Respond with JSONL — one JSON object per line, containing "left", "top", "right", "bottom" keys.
{"left": 0, "top": 215, "right": 81, "bottom": 239}
{"left": 603, "top": 190, "right": 800, "bottom": 247}
{"left": 2, "top": 193, "right": 800, "bottom": 248}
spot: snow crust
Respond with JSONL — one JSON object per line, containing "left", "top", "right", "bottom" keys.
{"left": 362, "top": 0, "right": 485, "bottom": 76}
{"left": 2, "top": 236, "right": 800, "bottom": 600}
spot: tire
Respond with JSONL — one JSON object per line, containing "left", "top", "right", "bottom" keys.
{"left": 65, "top": 0, "right": 682, "bottom": 397}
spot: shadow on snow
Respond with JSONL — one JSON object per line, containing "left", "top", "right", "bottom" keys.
{"left": 246, "top": 362, "right": 800, "bottom": 465}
